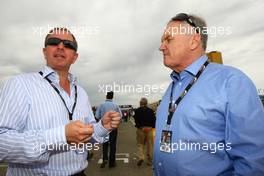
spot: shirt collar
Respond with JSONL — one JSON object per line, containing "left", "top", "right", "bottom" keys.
{"left": 40, "top": 66, "right": 77, "bottom": 85}
{"left": 106, "top": 99, "right": 113, "bottom": 102}
{"left": 170, "top": 55, "right": 208, "bottom": 82}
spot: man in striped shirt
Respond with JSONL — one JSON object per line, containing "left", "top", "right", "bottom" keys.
{"left": 0, "top": 27, "right": 121, "bottom": 176}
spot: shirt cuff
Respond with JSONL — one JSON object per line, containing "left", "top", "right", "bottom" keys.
{"left": 44, "top": 125, "right": 66, "bottom": 145}
{"left": 91, "top": 120, "right": 110, "bottom": 143}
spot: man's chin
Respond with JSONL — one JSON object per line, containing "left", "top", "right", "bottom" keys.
{"left": 49, "top": 64, "right": 69, "bottom": 71}
{"left": 163, "top": 59, "right": 171, "bottom": 68}
{"left": 164, "top": 60, "right": 178, "bottom": 71}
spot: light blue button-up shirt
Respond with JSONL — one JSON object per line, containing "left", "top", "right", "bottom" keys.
{"left": 0, "top": 66, "right": 109, "bottom": 175}
{"left": 154, "top": 55, "right": 264, "bottom": 176}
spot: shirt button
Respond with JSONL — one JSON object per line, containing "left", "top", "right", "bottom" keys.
{"left": 179, "top": 82, "right": 182, "bottom": 86}
{"left": 158, "top": 162, "right": 162, "bottom": 166}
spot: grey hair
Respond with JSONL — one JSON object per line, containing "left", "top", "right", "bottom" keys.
{"left": 170, "top": 14, "right": 208, "bottom": 50}
{"left": 189, "top": 14, "right": 208, "bottom": 50}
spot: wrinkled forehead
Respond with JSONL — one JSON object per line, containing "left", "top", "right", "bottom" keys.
{"left": 161, "top": 22, "right": 177, "bottom": 39}
{"left": 166, "top": 21, "right": 183, "bottom": 30}
{"left": 161, "top": 21, "right": 193, "bottom": 39}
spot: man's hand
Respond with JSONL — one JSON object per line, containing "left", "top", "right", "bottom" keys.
{"left": 101, "top": 111, "right": 121, "bottom": 131}
{"left": 65, "top": 120, "right": 94, "bottom": 144}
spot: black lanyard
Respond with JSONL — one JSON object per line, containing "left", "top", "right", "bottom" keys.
{"left": 39, "top": 71, "right": 77, "bottom": 121}
{"left": 166, "top": 60, "right": 209, "bottom": 126}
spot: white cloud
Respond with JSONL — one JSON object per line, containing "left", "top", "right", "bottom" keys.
{"left": 0, "top": 0, "right": 263, "bottom": 106}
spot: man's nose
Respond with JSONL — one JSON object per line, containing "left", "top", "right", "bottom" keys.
{"left": 159, "top": 42, "right": 166, "bottom": 51}
{"left": 57, "top": 42, "right": 64, "bottom": 49}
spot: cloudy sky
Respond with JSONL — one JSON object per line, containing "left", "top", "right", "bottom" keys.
{"left": 0, "top": 0, "right": 263, "bottom": 107}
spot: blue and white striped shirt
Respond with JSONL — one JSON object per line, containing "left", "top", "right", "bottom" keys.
{"left": 0, "top": 66, "right": 108, "bottom": 175}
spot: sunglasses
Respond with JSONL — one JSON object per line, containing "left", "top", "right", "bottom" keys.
{"left": 172, "top": 13, "right": 198, "bottom": 32}
{"left": 45, "top": 37, "right": 77, "bottom": 51}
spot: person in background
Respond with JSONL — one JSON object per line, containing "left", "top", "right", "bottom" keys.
{"left": 96, "top": 91, "right": 122, "bottom": 168}
{"left": 133, "top": 97, "right": 156, "bottom": 166}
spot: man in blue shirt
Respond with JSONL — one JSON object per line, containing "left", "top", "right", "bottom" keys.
{"left": 154, "top": 13, "right": 264, "bottom": 176}
{"left": 96, "top": 91, "right": 122, "bottom": 168}
{"left": 0, "top": 27, "right": 121, "bottom": 176}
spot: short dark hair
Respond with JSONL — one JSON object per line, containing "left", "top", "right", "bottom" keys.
{"left": 140, "top": 97, "right": 148, "bottom": 107}
{"left": 106, "top": 91, "right": 114, "bottom": 99}
{"left": 44, "top": 27, "right": 78, "bottom": 51}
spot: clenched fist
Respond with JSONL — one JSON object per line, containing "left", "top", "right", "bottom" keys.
{"left": 101, "top": 111, "right": 121, "bottom": 131}
{"left": 65, "top": 120, "right": 94, "bottom": 144}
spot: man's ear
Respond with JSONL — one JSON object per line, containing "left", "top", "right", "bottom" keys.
{"left": 189, "top": 34, "right": 201, "bottom": 50}
{"left": 42, "top": 48, "right": 47, "bottom": 60}
{"left": 71, "top": 52, "right": 79, "bottom": 64}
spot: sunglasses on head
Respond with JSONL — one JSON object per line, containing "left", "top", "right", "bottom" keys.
{"left": 45, "top": 37, "right": 77, "bottom": 51}
{"left": 172, "top": 13, "right": 198, "bottom": 32}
